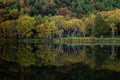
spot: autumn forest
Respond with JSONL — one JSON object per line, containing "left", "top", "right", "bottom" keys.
{"left": 1, "top": 0, "right": 120, "bottom": 80}
{"left": 0, "top": 0, "right": 120, "bottom": 39}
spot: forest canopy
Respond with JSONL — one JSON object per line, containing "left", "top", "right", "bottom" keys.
{"left": 0, "top": 0, "right": 120, "bottom": 39}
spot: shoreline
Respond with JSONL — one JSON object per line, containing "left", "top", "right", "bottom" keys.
{"left": 53, "top": 37, "right": 120, "bottom": 44}
{"left": 0, "top": 37, "right": 120, "bottom": 44}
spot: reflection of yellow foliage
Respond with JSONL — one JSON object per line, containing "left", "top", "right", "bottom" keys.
{"left": 1, "top": 43, "right": 120, "bottom": 72}
{"left": 36, "top": 45, "right": 91, "bottom": 67}
{"left": 37, "top": 44, "right": 120, "bottom": 70}
{"left": 102, "top": 63, "right": 120, "bottom": 72}
{"left": 16, "top": 46, "right": 36, "bottom": 67}
{"left": 36, "top": 45, "right": 57, "bottom": 64}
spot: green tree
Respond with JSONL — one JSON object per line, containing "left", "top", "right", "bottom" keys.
{"left": 85, "top": 14, "right": 96, "bottom": 37}
{"left": 94, "top": 13, "right": 108, "bottom": 37}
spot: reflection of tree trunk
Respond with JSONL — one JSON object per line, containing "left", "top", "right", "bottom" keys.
{"left": 91, "top": 45, "right": 95, "bottom": 65}
{"left": 83, "top": 45, "right": 85, "bottom": 52}
{"left": 20, "top": 67, "right": 28, "bottom": 80}
{"left": 110, "top": 46, "right": 116, "bottom": 60}
{"left": 112, "top": 46, "right": 115, "bottom": 54}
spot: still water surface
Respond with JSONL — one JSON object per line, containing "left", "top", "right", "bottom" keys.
{"left": 0, "top": 42, "right": 120, "bottom": 80}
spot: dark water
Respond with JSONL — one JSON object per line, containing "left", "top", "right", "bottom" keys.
{"left": 0, "top": 42, "right": 120, "bottom": 80}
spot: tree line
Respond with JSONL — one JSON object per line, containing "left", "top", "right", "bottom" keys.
{"left": 0, "top": 9, "right": 120, "bottom": 39}
{"left": 0, "top": 0, "right": 120, "bottom": 39}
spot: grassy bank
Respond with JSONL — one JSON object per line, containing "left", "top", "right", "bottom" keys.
{"left": 53, "top": 37, "right": 120, "bottom": 44}
{"left": 0, "top": 38, "right": 53, "bottom": 43}
{"left": 1, "top": 37, "right": 120, "bottom": 44}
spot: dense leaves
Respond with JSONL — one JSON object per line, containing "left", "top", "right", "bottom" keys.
{"left": 0, "top": 0, "right": 120, "bottom": 39}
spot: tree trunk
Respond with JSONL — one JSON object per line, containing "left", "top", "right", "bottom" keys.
{"left": 83, "top": 32, "right": 85, "bottom": 38}
{"left": 112, "top": 31, "right": 114, "bottom": 38}
{"left": 10, "top": 27, "right": 12, "bottom": 39}
{"left": 3, "top": 27, "right": 5, "bottom": 38}
{"left": 19, "top": 33, "right": 20, "bottom": 39}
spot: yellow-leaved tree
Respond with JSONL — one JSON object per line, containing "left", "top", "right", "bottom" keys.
{"left": 16, "top": 15, "right": 36, "bottom": 39}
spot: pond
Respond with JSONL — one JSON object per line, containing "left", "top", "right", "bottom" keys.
{"left": 0, "top": 42, "right": 120, "bottom": 80}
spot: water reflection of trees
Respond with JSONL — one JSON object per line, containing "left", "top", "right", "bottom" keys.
{"left": 0, "top": 43, "right": 120, "bottom": 71}
{"left": 0, "top": 61, "right": 120, "bottom": 80}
